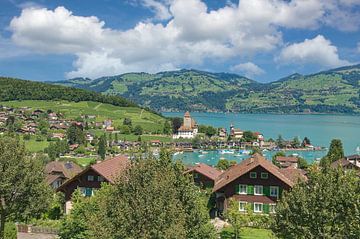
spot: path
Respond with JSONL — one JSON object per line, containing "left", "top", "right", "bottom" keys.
{"left": 140, "top": 109, "right": 144, "bottom": 118}
{"left": 94, "top": 103, "right": 103, "bottom": 110}
{"left": 18, "top": 232, "right": 57, "bottom": 239}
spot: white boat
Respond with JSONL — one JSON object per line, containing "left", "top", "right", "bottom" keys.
{"left": 219, "top": 149, "right": 235, "bottom": 154}
{"left": 356, "top": 146, "right": 360, "bottom": 153}
{"left": 239, "top": 149, "right": 251, "bottom": 155}
{"left": 198, "top": 155, "right": 205, "bottom": 157}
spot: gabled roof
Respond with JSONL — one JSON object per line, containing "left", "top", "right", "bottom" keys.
{"left": 213, "top": 153, "right": 295, "bottom": 192}
{"left": 185, "top": 163, "right": 222, "bottom": 181}
{"left": 331, "top": 159, "right": 360, "bottom": 170}
{"left": 45, "top": 161, "right": 82, "bottom": 180}
{"left": 279, "top": 168, "right": 307, "bottom": 183}
{"left": 91, "top": 155, "right": 129, "bottom": 183}
{"left": 276, "top": 156, "right": 298, "bottom": 163}
{"left": 56, "top": 155, "right": 129, "bottom": 192}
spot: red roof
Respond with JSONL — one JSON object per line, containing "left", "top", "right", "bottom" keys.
{"left": 184, "top": 111, "right": 191, "bottom": 117}
{"left": 213, "top": 153, "right": 295, "bottom": 192}
{"left": 186, "top": 163, "right": 222, "bottom": 180}
{"left": 276, "top": 156, "right": 298, "bottom": 163}
{"left": 45, "top": 161, "right": 82, "bottom": 180}
{"left": 91, "top": 155, "right": 129, "bottom": 183}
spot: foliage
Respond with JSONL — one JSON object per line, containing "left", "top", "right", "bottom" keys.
{"left": 291, "top": 136, "right": 300, "bottom": 148}
{"left": 123, "top": 118, "right": 132, "bottom": 127}
{"left": 302, "top": 137, "right": 311, "bottom": 147}
{"left": 272, "top": 152, "right": 285, "bottom": 167}
{"left": 58, "top": 65, "right": 360, "bottom": 113}
{"left": 163, "top": 121, "right": 172, "bottom": 135}
{"left": 170, "top": 117, "right": 183, "bottom": 133}
{"left": 0, "top": 137, "right": 52, "bottom": 238}
{"left": 297, "top": 157, "right": 308, "bottom": 169}
{"left": 272, "top": 167, "right": 360, "bottom": 238}
{"left": 86, "top": 150, "right": 216, "bottom": 239}
{"left": 45, "top": 140, "right": 69, "bottom": 160}
{"left": 320, "top": 139, "right": 344, "bottom": 167}
{"left": 242, "top": 131, "right": 257, "bottom": 142}
{"left": 216, "top": 159, "right": 236, "bottom": 170}
{"left": 4, "top": 222, "right": 16, "bottom": 239}
{"left": 97, "top": 135, "right": 107, "bottom": 160}
{"left": 276, "top": 135, "right": 285, "bottom": 148}
{"left": 119, "top": 125, "right": 131, "bottom": 135}
{"left": 133, "top": 125, "right": 143, "bottom": 135}
{"left": 67, "top": 124, "right": 85, "bottom": 145}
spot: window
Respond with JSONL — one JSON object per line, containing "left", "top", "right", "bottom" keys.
{"left": 85, "top": 187, "right": 93, "bottom": 197}
{"left": 79, "top": 187, "right": 86, "bottom": 196}
{"left": 269, "top": 204, "right": 276, "bottom": 213}
{"left": 250, "top": 172, "right": 257, "bottom": 178}
{"left": 97, "top": 176, "right": 104, "bottom": 182}
{"left": 261, "top": 172, "right": 268, "bottom": 179}
{"left": 254, "top": 185, "right": 263, "bottom": 195}
{"left": 239, "top": 201, "right": 247, "bottom": 212}
{"left": 239, "top": 184, "right": 247, "bottom": 194}
{"left": 270, "top": 186, "right": 279, "bottom": 197}
{"left": 254, "top": 203, "right": 263, "bottom": 213}
{"left": 87, "top": 175, "right": 94, "bottom": 181}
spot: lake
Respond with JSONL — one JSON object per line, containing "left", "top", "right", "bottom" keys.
{"left": 163, "top": 112, "right": 360, "bottom": 165}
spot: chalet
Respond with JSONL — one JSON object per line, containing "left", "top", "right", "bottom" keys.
{"left": 51, "top": 133, "right": 66, "bottom": 140}
{"left": 212, "top": 153, "right": 306, "bottom": 215}
{"left": 105, "top": 126, "right": 115, "bottom": 132}
{"left": 331, "top": 155, "right": 360, "bottom": 176}
{"left": 173, "top": 112, "right": 198, "bottom": 139}
{"left": 150, "top": 140, "right": 162, "bottom": 147}
{"left": 185, "top": 163, "right": 222, "bottom": 188}
{"left": 218, "top": 128, "right": 227, "bottom": 139}
{"left": 57, "top": 155, "right": 129, "bottom": 213}
{"left": 48, "top": 112, "right": 58, "bottom": 120}
{"left": 230, "top": 124, "right": 243, "bottom": 139}
{"left": 344, "top": 154, "right": 360, "bottom": 167}
{"left": 45, "top": 161, "right": 82, "bottom": 189}
{"left": 275, "top": 156, "right": 298, "bottom": 168}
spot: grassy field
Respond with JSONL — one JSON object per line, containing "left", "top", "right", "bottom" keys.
{"left": 19, "top": 135, "right": 50, "bottom": 153}
{"left": 1, "top": 100, "right": 166, "bottom": 132}
{"left": 240, "top": 228, "right": 275, "bottom": 239}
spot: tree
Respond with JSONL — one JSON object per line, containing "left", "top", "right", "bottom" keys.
{"left": 38, "top": 120, "right": 49, "bottom": 135}
{"left": 88, "top": 151, "right": 216, "bottom": 239}
{"left": 133, "top": 125, "right": 143, "bottom": 135}
{"left": 119, "top": 125, "right": 131, "bottom": 135}
{"left": 0, "top": 137, "right": 51, "bottom": 239}
{"left": 291, "top": 136, "right": 300, "bottom": 148}
{"left": 123, "top": 118, "right": 132, "bottom": 127}
{"left": 114, "top": 133, "right": 119, "bottom": 143}
{"left": 171, "top": 117, "right": 183, "bottom": 133}
{"left": 272, "top": 151, "right": 285, "bottom": 167}
{"left": 297, "top": 157, "right": 308, "bottom": 169}
{"left": 163, "top": 121, "right": 172, "bottom": 135}
{"left": 302, "top": 137, "right": 311, "bottom": 147}
{"left": 67, "top": 124, "right": 85, "bottom": 145}
{"left": 276, "top": 135, "right": 285, "bottom": 148}
{"left": 242, "top": 131, "right": 257, "bottom": 142}
{"left": 216, "top": 159, "right": 236, "bottom": 170}
{"left": 272, "top": 167, "right": 360, "bottom": 238}
{"left": 97, "top": 135, "right": 107, "bottom": 160}
{"left": 320, "top": 139, "right": 344, "bottom": 167}
{"left": 205, "top": 126, "right": 217, "bottom": 138}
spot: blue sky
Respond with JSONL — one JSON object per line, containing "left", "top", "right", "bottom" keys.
{"left": 0, "top": 0, "right": 359, "bottom": 82}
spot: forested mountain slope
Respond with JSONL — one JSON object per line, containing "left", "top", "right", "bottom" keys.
{"left": 57, "top": 65, "right": 360, "bottom": 113}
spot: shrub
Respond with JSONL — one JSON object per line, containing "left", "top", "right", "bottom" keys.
{"left": 4, "top": 222, "right": 17, "bottom": 239}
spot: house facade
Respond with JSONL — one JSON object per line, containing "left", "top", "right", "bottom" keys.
{"left": 275, "top": 156, "right": 298, "bottom": 168}
{"left": 185, "top": 163, "right": 221, "bottom": 188}
{"left": 213, "top": 154, "right": 306, "bottom": 215}
{"left": 45, "top": 161, "right": 82, "bottom": 190}
{"left": 57, "top": 155, "right": 129, "bottom": 214}
{"left": 173, "top": 111, "right": 198, "bottom": 139}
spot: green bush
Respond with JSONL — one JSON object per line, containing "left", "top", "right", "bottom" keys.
{"left": 5, "top": 222, "right": 17, "bottom": 239}
{"left": 220, "top": 226, "right": 235, "bottom": 239}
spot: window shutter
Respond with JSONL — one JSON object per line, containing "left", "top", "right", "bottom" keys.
{"left": 263, "top": 204, "right": 270, "bottom": 214}
{"left": 279, "top": 188, "right": 283, "bottom": 198}
{"left": 263, "top": 186, "right": 270, "bottom": 196}
{"left": 247, "top": 185, "right": 254, "bottom": 195}
{"left": 235, "top": 184, "right": 240, "bottom": 194}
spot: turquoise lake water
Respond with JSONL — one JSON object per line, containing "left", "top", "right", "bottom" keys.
{"left": 164, "top": 112, "right": 360, "bottom": 165}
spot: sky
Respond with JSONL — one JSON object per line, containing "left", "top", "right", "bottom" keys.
{"left": 0, "top": 0, "right": 359, "bottom": 82}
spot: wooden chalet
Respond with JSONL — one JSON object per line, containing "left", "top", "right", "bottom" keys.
{"left": 185, "top": 163, "right": 222, "bottom": 188}
{"left": 57, "top": 155, "right": 129, "bottom": 214}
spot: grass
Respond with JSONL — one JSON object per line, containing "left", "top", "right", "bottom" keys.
{"left": 0, "top": 100, "right": 166, "bottom": 132}
{"left": 20, "top": 136, "right": 50, "bottom": 152}
{"left": 240, "top": 228, "right": 275, "bottom": 239}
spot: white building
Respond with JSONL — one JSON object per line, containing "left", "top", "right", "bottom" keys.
{"left": 173, "top": 112, "right": 198, "bottom": 139}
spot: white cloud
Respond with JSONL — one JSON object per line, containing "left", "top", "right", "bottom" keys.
{"left": 277, "top": 35, "right": 350, "bottom": 68}
{"left": 230, "top": 62, "right": 265, "bottom": 78}
{"left": 7, "top": 0, "right": 357, "bottom": 78}
{"left": 140, "top": 0, "right": 172, "bottom": 21}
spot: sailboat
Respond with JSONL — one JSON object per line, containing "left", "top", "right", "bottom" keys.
{"left": 356, "top": 146, "right": 360, "bottom": 153}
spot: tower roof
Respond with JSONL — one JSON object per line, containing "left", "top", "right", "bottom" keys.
{"left": 184, "top": 111, "right": 191, "bottom": 117}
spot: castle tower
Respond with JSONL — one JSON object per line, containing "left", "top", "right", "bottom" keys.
{"left": 184, "top": 111, "right": 192, "bottom": 128}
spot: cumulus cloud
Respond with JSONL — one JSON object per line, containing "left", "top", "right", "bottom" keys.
{"left": 277, "top": 35, "right": 350, "bottom": 68}
{"left": 230, "top": 62, "right": 265, "bottom": 78}
{"left": 7, "top": 0, "right": 358, "bottom": 78}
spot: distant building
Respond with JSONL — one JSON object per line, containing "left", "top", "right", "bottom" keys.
{"left": 218, "top": 128, "right": 227, "bottom": 139}
{"left": 57, "top": 155, "right": 129, "bottom": 214}
{"left": 230, "top": 124, "right": 243, "bottom": 139}
{"left": 173, "top": 112, "right": 198, "bottom": 139}
{"left": 275, "top": 156, "right": 298, "bottom": 169}
{"left": 331, "top": 154, "right": 360, "bottom": 176}
{"left": 185, "top": 163, "right": 222, "bottom": 188}
{"left": 45, "top": 161, "right": 82, "bottom": 190}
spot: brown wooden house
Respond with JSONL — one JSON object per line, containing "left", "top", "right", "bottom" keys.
{"left": 212, "top": 153, "right": 306, "bottom": 215}
{"left": 185, "top": 163, "right": 222, "bottom": 188}
{"left": 45, "top": 161, "right": 82, "bottom": 189}
{"left": 57, "top": 155, "right": 129, "bottom": 213}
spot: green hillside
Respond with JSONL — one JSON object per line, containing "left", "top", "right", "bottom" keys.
{"left": 0, "top": 77, "right": 166, "bottom": 131}
{"left": 58, "top": 65, "right": 360, "bottom": 113}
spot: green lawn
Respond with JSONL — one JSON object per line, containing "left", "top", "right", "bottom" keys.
{"left": 240, "top": 228, "right": 275, "bottom": 239}
{"left": 21, "top": 136, "right": 49, "bottom": 153}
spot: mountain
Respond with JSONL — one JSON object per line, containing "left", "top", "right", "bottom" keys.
{"left": 56, "top": 65, "right": 360, "bottom": 114}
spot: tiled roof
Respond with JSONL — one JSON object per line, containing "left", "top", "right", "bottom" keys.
{"left": 45, "top": 161, "right": 82, "bottom": 179}
{"left": 91, "top": 155, "right": 129, "bottom": 183}
{"left": 279, "top": 168, "right": 307, "bottom": 183}
{"left": 184, "top": 111, "right": 191, "bottom": 117}
{"left": 186, "top": 163, "right": 222, "bottom": 180}
{"left": 331, "top": 159, "right": 360, "bottom": 170}
{"left": 276, "top": 156, "right": 298, "bottom": 163}
{"left": 213, "top": 153, "right": 295, "bottom": 192}
{"left": 46, "top": 174, "right": 64, "bottom": 185}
